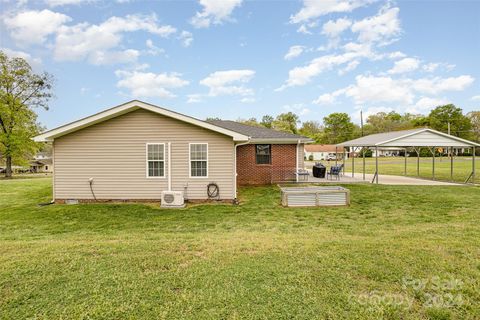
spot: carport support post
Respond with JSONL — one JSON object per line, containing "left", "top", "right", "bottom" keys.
{"left": 473, "top": 147, "right": 476, "bottom": 185}
{"left": 450, "top": 147, "right": 454, "bottom": 182}
{"left": 416, "top": 147, "right": 420, "bottom": 176}
{"left": 432, "top": 147, "right": 436, "bottom": 181}
{"left": 352, "top": 147, "right": 355, "bottom": 177}
{"left": 375, "top": 146, "right": 379, "bottom": 184}
{"left": 362, "top": 147, "right": 366, "bottom": 181}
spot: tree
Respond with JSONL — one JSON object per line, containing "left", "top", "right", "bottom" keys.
{"left": 322, "top": 113, "right": 355, "bottom": 144}
{"left": 272, "top": 112, "right": 299, "bottom": 134}
{"left": 237, "top": 117, "right": 261, "bottom": 127}
{"left": 205, "top": 116, "right": 221, "bottom": 121}
{"left": 299, "top": 120, "right": 323, "bottom": 142}
{"left": 364, "top": 111, "right": 415, "bottom": 135}
{"left": 427, "top": 104, "right": 472, "bottom": 139}
{"left": 260, "top": 115, "right": 274, "bottom": 128}
{"left": 0, "top": 51, "right": 53, "bottom": 178}
{"left": 467, "top": 111, "right": 480, "bottom": 142}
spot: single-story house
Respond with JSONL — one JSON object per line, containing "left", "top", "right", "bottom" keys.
{"left": 34, "top": 100, "right": 312, "bottom": 203}
{"left": 30, "top": 158, "right": 53, "bottom": 173}
{"left": 304, "top": 144, "right": 345, "bottom": 161}
{"left": 370, "top": 147, "right": 403, "bottom": 157}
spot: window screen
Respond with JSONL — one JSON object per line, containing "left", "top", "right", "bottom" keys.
{"left": 190, "top": 143, "right": 208, "bottom": 177}
{"left": 256, "top": 144, "right": 271, "bottom": 164}
{"left": 147, "top": 144, "right": 165, "bottom": 177}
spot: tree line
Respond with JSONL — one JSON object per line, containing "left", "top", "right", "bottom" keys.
{"left": 213, "top": 106, "right": 479, "bottom": 145}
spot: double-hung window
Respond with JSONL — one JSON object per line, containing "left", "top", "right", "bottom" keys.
{"left": 190, "top": 143, "right": 208, "bottom": 177}
{"left": 146, "top": 143, "right": 165, "bottom": 177}
{"left": 256, "top": 144, "right": 271, "bottom": 164}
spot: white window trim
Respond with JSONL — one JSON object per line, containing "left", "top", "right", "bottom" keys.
{"left": 189, "top": 142, "right": 208, "bottom": 179}
{"left": 146, "top": 143, "right": 166, "bottom": 179}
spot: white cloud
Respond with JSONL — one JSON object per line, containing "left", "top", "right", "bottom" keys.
{"left": 351, "top": 6, "right": 401, "bottom": 45}
{"left": 345, "top": 75, "right": 415, "bottom": 105}
{"left": 408, "top": 97, "right": 450, "bottom": 113}
{"left": 53, "top": 14, "right": 176, "bottom": 63}
{"left": 115, "top": 69, "right": 189, "bottom": 98}
{"left": 4, "top": 9, "right": 71, "bottom": 46}
{"left": 422, "top": 62, "right": 439, "bottom": 73}
{"left": 89, "top": 49, "right": 140, "bottom": 65}
{"left": 45, "top": 0, "right": 95, "bottom": 6}
{"left": 240, "top": 97, "right": 255, "bottom": 103}
{"left": 471, "top": 95, "right": 480, "bottom": 102}
{"left": 314, "top": 74, "right": 474, "bottom": 108}
{"left": 388, "top": 57, "right": 420, "bottom": 74}
{"left": 284, "top": 45, "right": 305, "bottom": 60}
{"left": 277, "top": 43, "right": 378, "bottom": 90}
{"left": 338, "top": 60, "right": 359, "bottom": 75}
{"left": 283, "top": 103, "right": 310, "bottom": 116}
{"left": 145, "top": 39, "right": 165, "bottom": 56}
{"left": 187, "top": 94, "right": 203, "bottom": 103}
{"left": 178, "top": 31, "right": 193, "bottom": 47}
{"left": 313, "top": 90, "right": 344, "bottom": 105}
{"left": 412, "top": 75, "right": 474, "bottom": 95}
{"left": 200, "top": 69, "right": 255, "bottom": 96}
{"left": 190, "top": 0, "right": 242, "bottom": 28}
{"left": 388, "top": 51, "right": 406, "bottom": 59}
{"left": 290, "top": 0, "right": 375, "bottom": 24}
{"left": 0, "top": 47, "right": 42, "bottom": 67}
{"left": 321, "top": 18, "right": 352, "bottom": 38}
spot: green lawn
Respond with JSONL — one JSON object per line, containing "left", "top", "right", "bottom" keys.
{"left": 307, "top": 157, "right": 479, "bottom": 183}
{"left": 1, "top": 178, "right": 479, "bottom": 319}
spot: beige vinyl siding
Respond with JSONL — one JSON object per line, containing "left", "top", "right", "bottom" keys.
{"left": 54, "top": 109, "right": 234, "bottom": 200}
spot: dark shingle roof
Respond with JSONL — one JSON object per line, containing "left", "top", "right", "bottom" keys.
{"left": 208, "top": 120, "right": 311, "bottom": 141}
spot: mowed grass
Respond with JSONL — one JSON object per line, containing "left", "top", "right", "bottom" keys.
{"left": 1, "top": 178, "right": 479, "bottom": 319}
{"left": 307, "top": 157, "right": 479, "bottom": 183}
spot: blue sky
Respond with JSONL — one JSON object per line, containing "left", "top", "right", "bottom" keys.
{"left": 1, "top": 0, "right": 479, "bottom": 129}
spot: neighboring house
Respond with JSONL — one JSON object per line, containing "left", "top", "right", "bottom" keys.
{"left": 304, "top": 144, "right": 345, "bottom": 161}
{"left": 30, "top": 152, "right": 53, "bottom": 173}
{"left": 371, "top": 147, "right": 403, "bottom": 157}
{"left": 34, "top": 100, "right": 311, "bottom": 202}
{"left": 30, "top": 158, "right": 53, "bottom": 173}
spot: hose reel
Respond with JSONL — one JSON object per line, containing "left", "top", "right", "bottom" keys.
{"left": 207, "top": 182, "right": 219, "bottom": 199}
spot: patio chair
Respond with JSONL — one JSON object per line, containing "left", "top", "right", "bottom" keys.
{"left": 337, "top": 164, "right": 344, "bottom": 176}
{"left": 327, "top": 165, "right": 341, "bottom": 180}
{"left": 296, "top": 169, "right": 310, "bottom": 182}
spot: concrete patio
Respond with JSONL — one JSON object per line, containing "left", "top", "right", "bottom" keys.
{"left": 301, "top": 171, "right": 464, "bottom": 186}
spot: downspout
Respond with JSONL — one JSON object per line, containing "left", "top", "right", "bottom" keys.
{"left": 234, "top": 139, "right": 251, "bottom": 200}
{"left": 168, "top": 142, "right": 172, "bottom": 191}
{"left": 296, "top": 139, "right": 300, "bottom": 182}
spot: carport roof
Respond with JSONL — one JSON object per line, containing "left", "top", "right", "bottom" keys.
{"left": 337, "top": 128, "right": 480, "bottom": 147}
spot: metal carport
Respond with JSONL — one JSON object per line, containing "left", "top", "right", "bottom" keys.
{"left": 337, "top": 128, "right": 479, "bottom": 184}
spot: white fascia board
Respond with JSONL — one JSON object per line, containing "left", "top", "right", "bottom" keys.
{"left": 33, "top": 100, "right": 249, "bottom": 142}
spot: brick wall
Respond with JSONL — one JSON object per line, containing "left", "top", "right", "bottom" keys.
{"left": 236, "top": 144, "right": 299, "bottom": 185}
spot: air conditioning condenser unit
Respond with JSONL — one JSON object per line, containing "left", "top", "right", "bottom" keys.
{"left": 161, "top": 191, "right": 185, "bottom": 208}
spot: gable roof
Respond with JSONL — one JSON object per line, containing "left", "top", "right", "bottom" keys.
{"left": 337, "top": 128, "right": 480, "bottom": 147}
{"left": 207, "top": 120, "right": 312, "bottom": 143}
{"left": 34, "top": 100, "right": 250, "bottom": 142}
